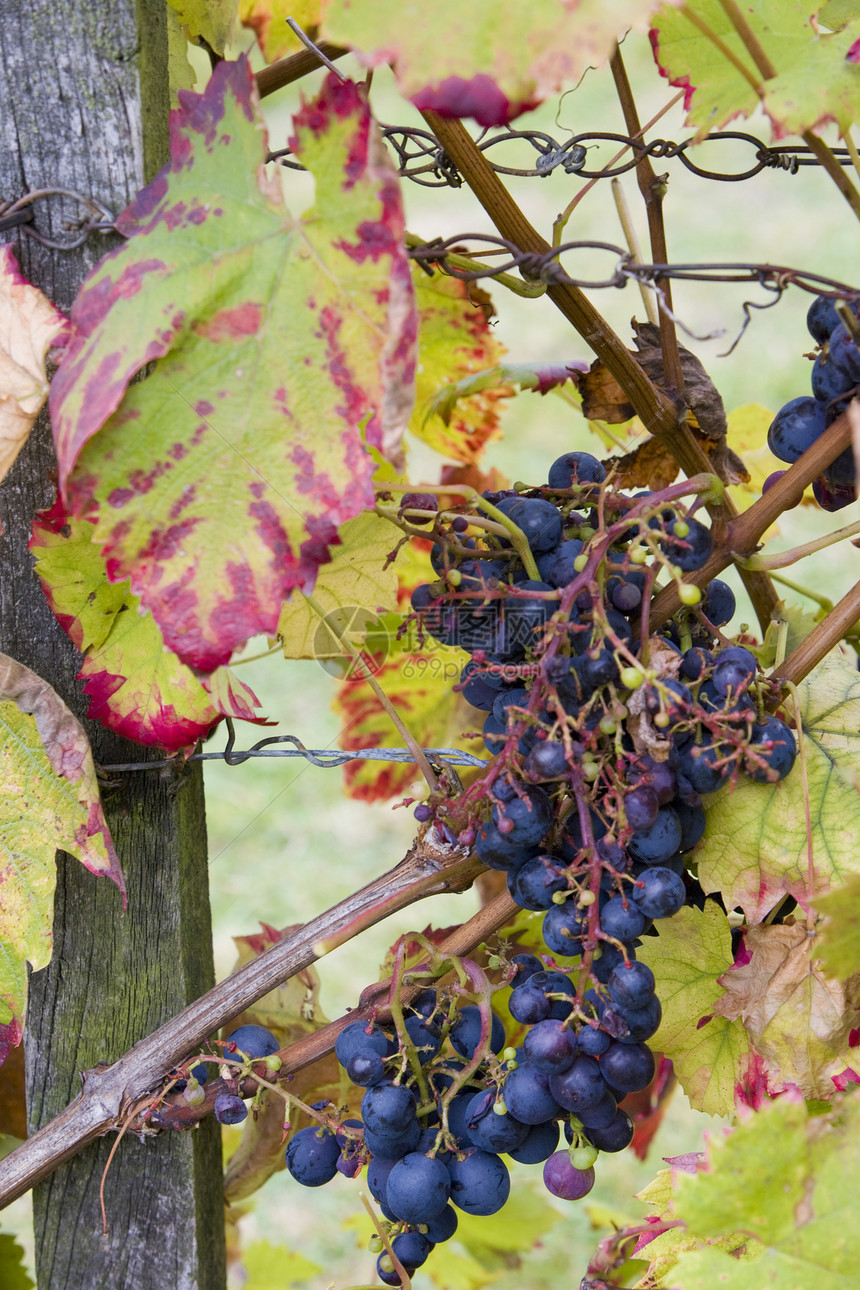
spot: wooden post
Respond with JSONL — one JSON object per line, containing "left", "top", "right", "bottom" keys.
{"left": 0, "top": 3, "right": 226, "bottom": 1286}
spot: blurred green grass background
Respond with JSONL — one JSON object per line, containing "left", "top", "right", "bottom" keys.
{"left": 6, "top": 23, "right": 860, "bottom": 1289}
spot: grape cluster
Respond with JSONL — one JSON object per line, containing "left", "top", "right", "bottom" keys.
{"left": 767, "top": 294, "right": 860, "bottom": 511}
{"left": 280, "top": 454, "right": 797, "bottom": 1282}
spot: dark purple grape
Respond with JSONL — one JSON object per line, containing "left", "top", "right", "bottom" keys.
{"left": 447, "top": 1150, "right": 511, "bottom": 1216}
{"left": 475, "top": 820, "right": 540, "bottom": 870}
{"left": 502, "top": 1065, "right": 563, "bottom": 1125}
{"left": 345, "top": 1049, "right": 386, "bottom": 1087}
{"left": 541, "top": 901, "right": 587, "bottom": 957}
{"left": 813, "top": 472, "right": 856, "bottom": 511}
{"left": 623, "top": 785, "right": 659, "bottom": 831}
{"left": 285, "top": 1126, "right": 340, "bottom": 1185}
{"left": 548, "top": 1055, "right": 606, "bottom": 1112}
{"left": 511, "top": 953, "right": 545, "bottom": 984}
{"left": 362, "top": 1083, "right": 417, "bottom": 1136}
{"left": 807, "top": 294, "right": 854, "bottom": 343}
{"left": 226, "top": 1024, "right": 279, "bottom": 1059}
{"left": 680, "top": 740, "right": 733, "bottom": 795}
{"left": 613, "top": 995, "right": 662, "bottom": 1044}
{"left": 508, "top": 982, "right": 552, "bottom": 1025}
{"left": 424, "top": 1205, "right": 459, "bottom": 1243}
{"left": 491, "top": 786, "right": 553, "bottom": 846}
{"left": 523, "top": 740, "right": 569, "bottom": 781}
{"left": 576, "top": 1087, "right": 619, "bottom": 1129}
{"left": 548, "top": 451, "right": 607, "bottom": 488}
{"left": 366, "top": 1154, "right": 397, "bottom": 1203}
{"left": 400, "top": 493, "right": 438, "bottom": 524}
{"left": 495, "top": 497, "right": 563, "bottom": 553}
{"left": 508, "top": 1119, "right": 561, "bottom": 1164}
{"left": 465, "top": 1089, "right": 530, "bottom": 1153}
{"left": 659, "top": 517, "right": 712, "bottom": 572}
{"left": 812, "top": 353, "right": 855, "bottom": 402}
{"left": 576, "top": 1024, "right": 611, "bottom": 1056}
{"left": 630, "top": 866, "right": 686, "bottom": 919}
{"left": 523, "top": 1019, "right": 578, "bottom": 1073}
{"left": 676, "top": 800, "right": 706, "bottom": 850}
{"left": 767, "top": 396, "right": 827, "bottom": 463}
{"left": 702, "top": 579, "right": 736, "bottom": 626}
{"left": 363, "top": 1118, "right": 422, "bottom": 1160}
{"left": 545, "top": 538, "right": 586, "bottom": 587}
{"left": 600, "top": 1041, "right": 656, "bottom": 1091}
{"left": 449, "top": 1005, "right": 506, "bottom": 1059}
{"left": 387, "top": 1153, "right": 451, "bottom": 1223}
{"left": 608, "top": 960, "right": 655, "bottom": 1011}
{"left": 404, "top": 1015, "right": 441, "bottom": 1063}
{"left": 828, "top": 322, "right": 860, "bottom": 383}
{"left": 745, "top": 716, "right": 797, "bottom": 782}
{"left": 584, "top": 1108, "right": 634, "bottom": 1153}
{"left": 508, "top": 854, "right": 570, "bottom": 911}
{"left": 600, "top": 894, "right": 649, "bottom": 940}
{"left": 504, "top": 580, "right": 556, "bottom": 645}
{"left": 628, "top": 807, "right": 683, "bottom": 864}
{"left": 713, "top": 646, "right": 757, "bottom": 696}
{"left": 391, "top": 1231, "right": 433, "bottom": 1272}
{"left": 542, "top": 1152, "right": 595, "bottom": 1200}
{"left": 214, "top": 1094, "right": 247, "bottom": 1126}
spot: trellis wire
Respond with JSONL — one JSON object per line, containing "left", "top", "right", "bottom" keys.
{"left": 268, "top": 125, "right": 858, "bottom": 187}
{"left": 99, "top": 732, "right": 490, "bottom": 774}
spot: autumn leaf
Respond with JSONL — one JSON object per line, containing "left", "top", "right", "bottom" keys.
{"left": 713, "top": 921, "right": 860, "bottom": 1099}
{"left": 813, "top": 872, "right": 860, "bottom": 981}
{"left": 0, "top": 245, "right": 67, "bottom": 490}
{"left": 666, "top": 1093, "right": 860, "bottom": 1288}
{"left": 31, "top": 503, "right": 266, "bottom": 751}
{"left": 696, "top": 646, "right": 860, "bottom": 922}
{"left": 277, "top": 508, "right": 401, "bottom": 660}
{"left": 410, "top": 271, "right": 508, "bottom": 463}
{"left": 167, "top": 0, "right": 238, "bottom": 54}
{"left": 321, "top": 0, "right": 677, "bottom": 126}
{"left": 652, "top": 0, "right": 860, "bottom": 140}
{"left": 239, "top": 0, "right": 322, "bottom": 62}
{"left": 51, "top": 62, "right": 416, "bottom": 673}
{"left": 635, "top": 902, "right": 749, "bottom": 1116}
{"left": 0, "top": 654, "right": 122, "bottom": 1045}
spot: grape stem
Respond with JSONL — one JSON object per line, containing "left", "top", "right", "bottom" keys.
{"left": 735, "top": 518, "right": 860, "bottom": 571}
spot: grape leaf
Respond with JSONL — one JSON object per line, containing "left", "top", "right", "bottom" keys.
{"left": 410, "top": 271, "right": 508, "bottom": 463}
{"left": 276, "top": 508, "right": 401, "bottom": 660}
{"left": 51, "top": 61, "right": 416, "bottom": 673}
{"left": 635, "top": 902, "right": 749, "bottom": 1116}
{"left": 713, "top": 921, "right": 860, "bottom": 1099}
{"left": 696, "top": 647, "right": 860, "bottom": 922}
{"left": 419, "top": 356, "right": 587, "bottom": 464}
{"left": 813, "top": 872, "right": 860, "bottom": 979}
{"left": 0, "top": 1235, "right": 33, "bottom": 1290}
{"left": 667, "top": 1093, "right": 860, "bottom": 1288}
{"left": 30, "top": 504, "right": 265, "bottom": 750}
{"left": 651, "top": 0, "right": 860, "bottom": 139}
{"left": 0, "top": 655, "right": 123, "bottom": 1037}
{"left": 334, "top": 630, "right": 483, "bottom": 802}
{"left": 240, "top": 1241, "right": 321, "bottom": 1289}
{"left": 0, "top": 245, "right": 67, "bottom": 489}
{"left": 166, "top": 0, "right": 238, "bottom": 55}
{"left": 239, "top": 0, "right": 322, "bottom": 63}
{"left": 321, "top": 0, "right": 676, "bottom": 126}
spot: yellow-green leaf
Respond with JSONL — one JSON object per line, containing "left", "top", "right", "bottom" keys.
{"left": 696, "top": 647, "right": 860, "bottom": 921}
{"left": 636, "top": 902, "right": 749, "bottom": 1116}
{"left": 240, "top": 1240, "right": 322, "bottom": 1288}
{"left": 813, "top": 872, "right": 860, "bottom": 979}
{"left": 167, "top": 0, "right": 238, "bottom": 55}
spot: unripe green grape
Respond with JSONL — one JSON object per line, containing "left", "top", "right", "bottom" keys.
{"left": 183, "top": 1082, "right": 206, "bottom": 1107}
{"left": 570, "top": 1143, "right": 599, "bottom": 1169}
{"left": 493, "top": 1099, "right": 507, "bottom": 1115}
{"left": 265, "top": 1053, "right": 282, "bottom": 1072}
{"left": 678, "top": 582, "right": 701, "bottom": 605}
{"left": 654, "top": 711, "right": 670, "bottom": 728}
{"left": 620, "top": 666, "right": 644, "bottom": 690}
{"left": 573, "top": 553, "right": 588, "bottom": 572}
{"left": 503, "top": 1047, "right": 518, "bottom": 1062}
{"left": 447, "top": 568, "right": 462, "bottom": 587}
{"left": 599, "top": 716, "right": 616, "bottom": 735}
{"left": 579, "top": 890, "right": 596, "bottom": 906}
{"left": 672, "top": 518, "right": 689, "bottom": 537}
{"left": 582, "top": 761, "right": 600, "bottom": 782}
{"left": 630, "top": 545, "right": 649, "bottom": 563}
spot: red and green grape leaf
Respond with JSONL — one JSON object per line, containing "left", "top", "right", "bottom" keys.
{"left": 666, "top": 1093, "right": 860, "bottom": 1288}
{"left": 635, "top": 902, "right": 749, "bottom": 1116}
{"left": 813, "top": 872, "right": 860, "bottom": 980}
{"left": 410, "top": 270, "right": 508, "bottom": 463}
{"left": 695, "top": 647, "right": 860, "bottom": 923}
{"left": 0, "top": 654, "right": 123, "bottom": 1039}
{"left": 277, "top": 508, "right": 401, "bottom": 660}
{"left": 51, "top": 61, "right": 416, "bottom": 674}
{"left": 31, "top": 504, "right": 265, "bottom": 750}
{"left": 652, "top": 0, "right": 860, "bottom": 139}
{"left": 167, "top": 0, "right": 238, "bottom": 55}
{"left": 0, "top": 245, "right": 67, "bottom": 489}
{"left": 713, "top": 921, "right": 860, "bottom": 1100}
{"left": 239, "top": 0, "right": 322, "bottom": 63}
{"left": 321, "top": 0, "right": 674, "bottom": 126}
